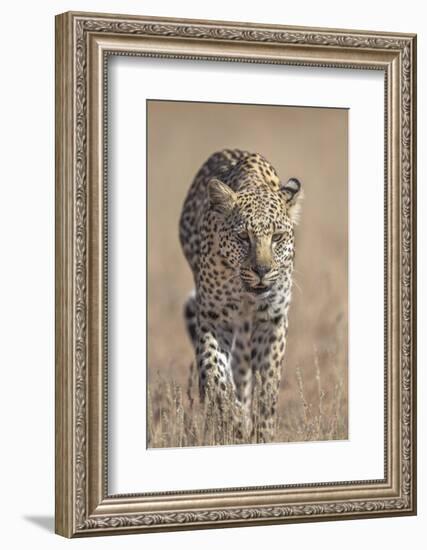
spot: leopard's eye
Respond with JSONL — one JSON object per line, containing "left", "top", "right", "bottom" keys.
{"left": 237, "top": 231, "right": 250, "bottom": 242}
{"left": 272, "top": 233, "right": 285, "bottom": 243}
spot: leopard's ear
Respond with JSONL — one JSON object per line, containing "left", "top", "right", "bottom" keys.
{"left": 280, "top": 177, "right": 303, "bottom": 224}
{"left": 208, "top": 178, "right": 237, "bottom": 215}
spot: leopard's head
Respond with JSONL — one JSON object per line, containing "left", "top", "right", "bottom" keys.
{"left": 208, "top": 176, "right": 302, "bottom": 297}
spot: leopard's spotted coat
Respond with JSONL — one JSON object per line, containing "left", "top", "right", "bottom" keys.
{"left": 179, "top": 149, "right": 302, "bottom": 442}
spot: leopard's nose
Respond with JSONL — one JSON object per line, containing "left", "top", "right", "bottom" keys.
{"left": 253, "top": 264, "right": 271, "bottom": 279}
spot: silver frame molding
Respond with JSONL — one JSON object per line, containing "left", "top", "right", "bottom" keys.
{"left": 55, "top": 11, "right": 417, "bottom": 538}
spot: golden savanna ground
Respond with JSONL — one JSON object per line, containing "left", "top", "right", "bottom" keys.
{"left": 147, "top": 100, "right": 348, "bottom": 448}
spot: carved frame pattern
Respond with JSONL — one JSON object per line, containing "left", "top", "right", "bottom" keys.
{"left": 55, "top": 11, "right": 416, "bottom": 537}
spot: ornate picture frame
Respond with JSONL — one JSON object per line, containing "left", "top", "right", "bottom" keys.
{"left": 55, "top": 11, "right": 417, "bottom": 537}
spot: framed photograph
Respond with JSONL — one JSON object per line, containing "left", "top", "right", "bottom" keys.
{"left": 55, "top": 11, "right": 417, "bottom": 537}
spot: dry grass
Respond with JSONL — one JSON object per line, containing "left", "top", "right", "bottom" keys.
{"left": 148, "top": 346, "right": 347, "bottom": 448}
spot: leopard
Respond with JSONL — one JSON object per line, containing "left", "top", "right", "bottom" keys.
{"left": 179, "top": 149, "right": 302, "bottom": 443}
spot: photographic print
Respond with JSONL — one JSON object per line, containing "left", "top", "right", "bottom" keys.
{"left": 147, "top": 100, "right": 348, "bottom": 448}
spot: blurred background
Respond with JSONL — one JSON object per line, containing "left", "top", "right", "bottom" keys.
{"left": 147, "top": 100, "right": 348, "bottom": 440}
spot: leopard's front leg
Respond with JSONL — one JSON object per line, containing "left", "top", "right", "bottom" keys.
{"left": 251, "top": 315, "right": 288, "bottom": 443}
{"left": 231, "top": 321, "right": 254, "bottom": 437}
{"left": 196, "top": 309, "right": 249, "bottom": 442}
{"left": 196, "top": 317, "right": 235, "bottom": 406}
